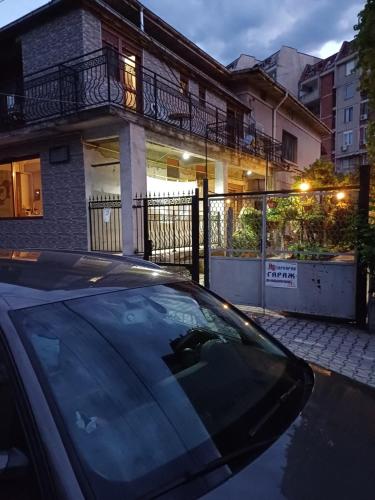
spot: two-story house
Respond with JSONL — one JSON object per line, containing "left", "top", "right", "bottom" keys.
{"left": 0, "top": 0, "right": 329, "bottom": 254}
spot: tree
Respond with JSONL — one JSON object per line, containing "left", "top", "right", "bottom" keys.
{"left": 355, "top": 0, "right": 375, "bottom": 164}
{"left": 293, "top": 159, "right": 355, "bottom": 189}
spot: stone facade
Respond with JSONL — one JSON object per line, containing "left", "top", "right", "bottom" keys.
{"left": 0, "top": 136, "right": 88, "bottom": 251}
{"left": 21, "top": 8, "right": 102, "bottom": 75}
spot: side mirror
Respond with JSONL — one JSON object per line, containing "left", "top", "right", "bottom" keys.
{"left": 0, "top": 448, "right": 30, "bottom": 481}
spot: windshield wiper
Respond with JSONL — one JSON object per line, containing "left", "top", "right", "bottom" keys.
{"left": 145, "top": 379, "right": 303, "bottom": 499}
{"left": 248, "top": 378, "right": 303, "bottom": 438}
{"left": 144, "top": 437, "right": 276, "bottom": 500}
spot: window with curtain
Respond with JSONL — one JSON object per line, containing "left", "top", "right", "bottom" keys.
{"left": 0, "top": 157, "right": 43, "bottom": 218}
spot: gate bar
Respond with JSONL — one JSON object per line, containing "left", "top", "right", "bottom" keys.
{"left": 191, "top": 188, "right": 200, "bottom": 283}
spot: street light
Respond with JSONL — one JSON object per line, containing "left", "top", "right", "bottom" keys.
{"left": 182, "top": 151, "right": 191, "bottom": 161}
{"left": 299, "top": 181, "right": 311, "bottom": 192}
{"left": 336, "top": 191, "right": 346, "bottom": 201}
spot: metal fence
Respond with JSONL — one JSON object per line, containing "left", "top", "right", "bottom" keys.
{"left": 89, "top": 195, "right": 122, "bottom": 253}
{"left": 0, "top": 48, "right": 283, "bottom": 165}
{"left": 208, "top": 188, "right": 359, "bottom": 261}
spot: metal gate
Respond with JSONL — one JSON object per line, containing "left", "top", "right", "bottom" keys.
{"left": 207, "top": 187, "right": 360, "bottom": 319}
{"left": 134, "top": 191, "right": 200, "bottom": 281}
{"left": 89, "top": 195, "right": 122, "bottom": 253}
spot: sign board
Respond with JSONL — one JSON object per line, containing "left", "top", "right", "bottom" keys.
{"left": 103, "top": 208, "right": 112, "bottom": 224}
{"left": 265, "top": 261, "right": 297, "bottom": 289}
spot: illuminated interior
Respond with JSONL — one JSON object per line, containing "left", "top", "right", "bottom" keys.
{"left": 86, "top": 139, "right": 267, "bottom": 197}
{"left": 0, "top": 157, "right": 43, "bottom": 218}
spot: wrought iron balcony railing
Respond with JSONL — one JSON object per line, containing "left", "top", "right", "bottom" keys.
{"left": 0, "top": 48, "right": 283, "bottom": 164}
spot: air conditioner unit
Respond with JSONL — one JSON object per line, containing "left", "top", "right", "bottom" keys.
{"left": 360, "top": 113, "right": 368, "bottom": 120}
{"left": 341, "top": 145, "right": 348, "bottom": 152}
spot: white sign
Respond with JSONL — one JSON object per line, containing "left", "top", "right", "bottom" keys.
{"left": 103, "top": 208, "right": 112, "bottom": 224}
{"left": 265, "top": 261, "right": 297, "bottom": 289}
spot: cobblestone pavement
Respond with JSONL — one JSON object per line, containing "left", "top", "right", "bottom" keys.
{"left": 238, "top": 306, "right": 375, "bottom": 388}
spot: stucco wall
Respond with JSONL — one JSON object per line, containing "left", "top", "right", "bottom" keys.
{"left": 21, "top": 8, "right": 102, "bottom": 75}
{"left": 0, "top": 136, "right": 88, "bottom": 250}
{"left": 276, "top": 111, "right": 321, "bottom": 169}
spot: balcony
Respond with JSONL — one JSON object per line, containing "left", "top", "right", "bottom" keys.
{"left": 0, "top": 48, "right": 282, "bottom": 165}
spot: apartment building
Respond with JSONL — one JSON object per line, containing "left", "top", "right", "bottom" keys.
{"left": 228, "top": 46, "right": 320, "bottom": 97}
{"left": 299, "top": 41, "right": 369, "bottom": 172}
{"left": 0, "top": 0, "right": 328, "bottom": 254}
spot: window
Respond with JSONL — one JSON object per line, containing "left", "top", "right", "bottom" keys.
{"left": 343, "top": 106, "right": 353, "bottom": 123}
{"left": 199, "top": 85, "right": 206, "bottom": 108}
{"left": 360, "top": 126, "right": 368, "bottom": 146}
{"left": 180, "top": 75, "right": 189, "bottom": 96}
{"left": 343, "top": 130, "right": 353, "bottom": 146}
{"left": 360, "top": 101, "right": 369, "bottom": 119}
{"left": 282, "top": 131, "right": 298, "bottom": 163}
{"left": 345, "top": 83, "right": 356, "bottom": 100}
{"left": 0, "top": 158, "right": 43, "bottom": 218}
{"left": 340, "top": 157, "right": 353, "bottom": 171}
{"left": 123, "top": 53, "right": 137, "bottom": 110}
{"left": 345, "top": 59, "right": 356, "bottom": 76}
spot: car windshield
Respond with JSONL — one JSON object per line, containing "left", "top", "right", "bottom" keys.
{"left": 11, "top": 282, "right": 299, "bottom": 499}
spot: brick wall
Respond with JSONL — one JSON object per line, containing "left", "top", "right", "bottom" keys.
{"left": 21, "top": 8, "right": 102, "bottom": 75}
{"left": 0, "top": 136, "right": 88, "bottom": 250}
{"left": 143, "top": 51, "right": 180, "bottom": 83}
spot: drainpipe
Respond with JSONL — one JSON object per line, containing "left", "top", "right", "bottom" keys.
{"left": 140, "top": 6, "right": 145, "bottom": 31}
{"left": 269, "top": 91, "right": 288, "bottom": 189}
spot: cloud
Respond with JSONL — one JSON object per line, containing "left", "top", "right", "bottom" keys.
{"left": 141, "top": 0, "right": 365, "bottom": 63}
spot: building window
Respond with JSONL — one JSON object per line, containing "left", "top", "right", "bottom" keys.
{"left": 343, "top": 106, "right": 353, "bottom": 123}
{"left": 345, "top": 83, "right": 356, "bottom": 100}
{"left": 343, "top": 130, "right": 353, "bottom": 146}
{"left": 0, "top": 157, "right": 43, "bottom": 219}
{"left": 360, "top": 126, "right": 368, "bottom": 146}
{"left": 180, "top": 75, "right": 189, "bottom": 96}
{"left": 360, "top": 101, "right": 369, "bottom": 120}
{"left": 282, "top": 131, "right": 298, "bottom": 163}
{"left": 340, "top": 157, "right": 354, "bottom": 171}
{"left": 198, "top": 85, "right": 206, "bottom": 108}
{"left": 345, "top": 59, "right": 356, "bottom": 76}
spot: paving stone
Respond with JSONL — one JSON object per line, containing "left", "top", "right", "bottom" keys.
{"left": 240, "top": 306, "right": 375, "bottom": 388}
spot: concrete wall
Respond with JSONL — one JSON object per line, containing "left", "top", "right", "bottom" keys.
{"left": 0, "top": 136, "right": 88, "bottom": 250}
{"left": 21, "top": 8, "right": 102, "bottom": 75}
{"left": 210, "top": 257, "right": 356, "bottom": 319}
{"left": 272, "top": 47, "right": 320, "bottom": 97}
{"left": 84, "top": 147, "right": 120, "bottom": 198}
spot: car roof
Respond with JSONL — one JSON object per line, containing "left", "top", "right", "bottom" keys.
{"left": 0, "top": 250, "right": 185, "bottom": 311}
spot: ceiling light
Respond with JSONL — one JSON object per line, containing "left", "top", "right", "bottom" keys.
{"left": 246, "top": 170, "right": 252, "bottom": 176}
{"left": 182, "top": 151, "right": 191, "bottom": 161}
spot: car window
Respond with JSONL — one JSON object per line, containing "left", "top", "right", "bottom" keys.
{"left": 11, "top": 282, "right": 294, "bottom": 500}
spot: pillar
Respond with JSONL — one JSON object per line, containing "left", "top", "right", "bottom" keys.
{"left": 215, "top": 160, "right": 228, "bottom": 194}
{"left": 119, "top": 123, "right": 147, "bottom": 255}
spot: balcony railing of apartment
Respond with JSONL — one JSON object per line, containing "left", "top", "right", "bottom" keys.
{"left": 0, "top": 48, "right": 283, "bottom": 164}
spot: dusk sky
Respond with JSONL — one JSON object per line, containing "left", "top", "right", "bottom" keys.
{"left": 0, "top": 0, "right": 365, "bottom": 64}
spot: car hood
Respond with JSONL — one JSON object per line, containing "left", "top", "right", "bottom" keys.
{"left": 202, "top": 363, "right": 375, "bottom": 500}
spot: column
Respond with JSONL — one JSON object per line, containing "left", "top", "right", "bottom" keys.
{"left": 214, "top": 160, "right": 228, "bottom": 194}
{"left": 119, "top": 122, "right": 147, "bottom": 255}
